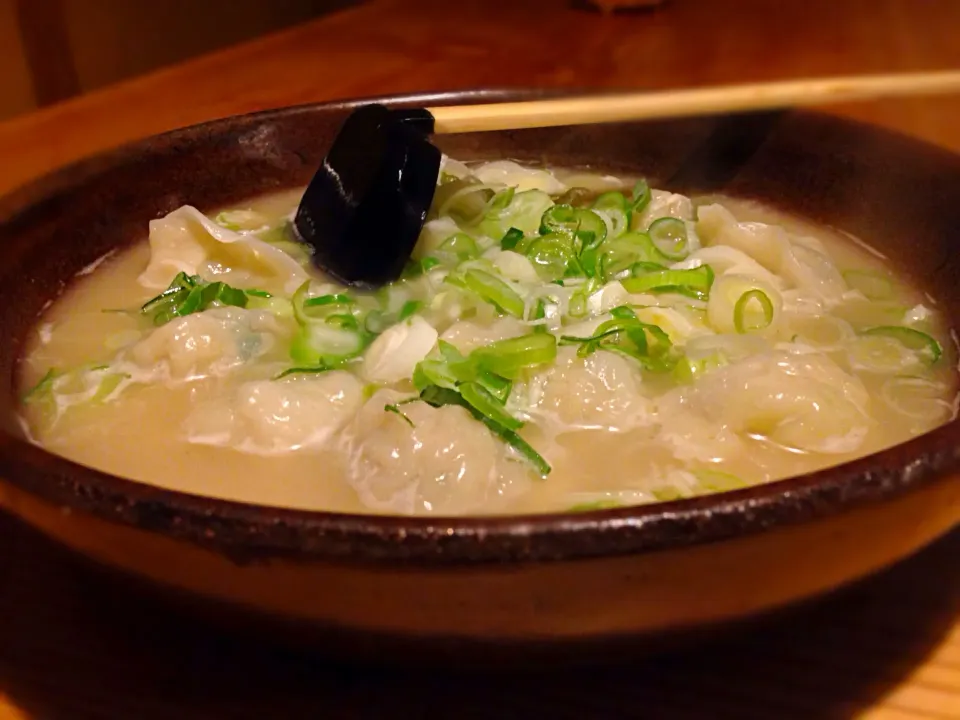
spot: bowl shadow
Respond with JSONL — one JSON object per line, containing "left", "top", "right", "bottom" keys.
{"left": 0, "top": 512, "right": 956, "bottom": 720}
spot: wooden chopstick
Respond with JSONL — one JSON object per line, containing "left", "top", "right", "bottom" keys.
{"left": 427, "top": 71, "right": 960, "bottom": 134}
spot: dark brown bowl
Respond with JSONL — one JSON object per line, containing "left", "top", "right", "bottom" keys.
{"left": 0, "top": 91, "right": 958, "bottom": 659}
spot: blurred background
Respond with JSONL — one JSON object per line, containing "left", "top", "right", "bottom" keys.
{"left": 0, "top": 0, "right": 354, "bottom": 121}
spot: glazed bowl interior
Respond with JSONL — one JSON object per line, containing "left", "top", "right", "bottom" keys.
{"left": 0, "top": 91, "right": 959, "bottom": 568}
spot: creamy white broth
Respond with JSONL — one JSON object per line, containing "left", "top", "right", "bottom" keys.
{"left": 19, "top": 161, "right": 958, "bottom": 515}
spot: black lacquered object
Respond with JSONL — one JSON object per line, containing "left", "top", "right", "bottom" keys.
{"left": 293, "top": 104, "right": 440, "bottom": 287}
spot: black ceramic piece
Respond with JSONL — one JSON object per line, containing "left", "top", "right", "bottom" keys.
{"left": 293, "top": 104, "right": 440, "bottom": 286}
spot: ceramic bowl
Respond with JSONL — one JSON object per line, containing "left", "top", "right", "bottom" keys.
{"left": 0, "top": 91, "right": 958, "bottom": 660}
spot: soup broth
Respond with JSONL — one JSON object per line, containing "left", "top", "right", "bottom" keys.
{"left": 19, "top": 160, "right": 958, "bottom": 515}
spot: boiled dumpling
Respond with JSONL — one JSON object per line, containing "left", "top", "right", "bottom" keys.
{"left": 139, "top": 205, "right": 308, "bottom": 295}
{"left": 128, "top": 307, "right": 282, "bottom": 381}
{"left": 524, "top": 346, "right": 653, "bottom": 432}
{"left": 471, "top": 160, "right": 567, "bottom": 194}
{"left": 697, "top": 204, "right": 847, "bottom": 304}
{"left": 184, "top": 371, "right": 363, "bottom": 454}
{"left": 658, "top": 349, "right": 872, "bottom": 454}
{"left": 343, "top": 390, "right": 530, "bottom": 514}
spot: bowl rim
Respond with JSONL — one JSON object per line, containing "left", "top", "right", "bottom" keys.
{"left": 2, "top": 90, "right": 959, "bottom": 566}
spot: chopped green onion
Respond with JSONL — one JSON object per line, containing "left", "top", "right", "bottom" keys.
{"left": 273, "top": 365, "right": 334, "bottom": 380}
{"left": 860, "top": 326, "right": 942, "bottom": 363}
{"left": 91, "top": 372, "right": 129, "bottom": 403}
{"left": 733, "top": 289, "right": 775, "bottom": 334}
{"left": 401, "top": 256, "right": 442, "bottom": 279}
{"left": 475, "top": 369, "right": 513, "bottom": 403}
{"left": 592, "top": 191, "right": 630, "bottom": 238}
{"left": 412, "top": 358, "right": 460, "bottom": 391}
{"left": 648, "top": 217, "right": 690, "bottom": 260}
{"left": 459, "top": 382, "right": 522, "bottom": 430}
{"left": 501, "top": 227, "right": 524, "bottom": 250}
{"left": 525, "top": 235, "right": 577, "bottom": 282}
{"left": 598, "top": 233, "right": 668, "bottom": 281}
{"left": 554, "top": 187, "right": 594, "bottom": 207}
{"left": 439, "top": 233, "right": 480, "bottom": 259}
{"left": 472, "top": 332, "right": 558, "bottom": 379}
{"left": 630, "top": 179, "right": 652, "bottom": 215}
{"left": 621, "top": 265, "right": 714, "bottom": 300}
{"left": 398, "top": 300, "right": 422, "bottom": 321}
{"left": 539, "top": 204, "right": 579, "bottom": 237}
{"left": 592, "top": 191, "right": 629, "bottom": 214}
{"left": 488, "top": 186, "right": 516, "bottom": 213}
{"left": 609, "top": 305, "right": 637, "bottom": 320}
{"left": 539, "top": 205, "right": 607, "bottom": 250}
{"left": 304, "top": 293, "right": 354, "bottom": 308}
{"left": 560, "top": 310, "right": 673, "bottom": 371}
{"left": 460, "top": 269, "right": 525, "bottom": 317}
{"left": 23, "top": 368, "right": 58, "bottom": 402}
{"left": 140, "top": 272, "right": 265, "bottom": 326}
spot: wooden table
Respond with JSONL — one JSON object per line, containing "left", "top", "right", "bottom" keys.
{"left": 0, "top": 1, "right": 957, "bottom": 717}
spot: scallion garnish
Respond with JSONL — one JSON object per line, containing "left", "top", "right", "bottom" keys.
{"left": 22, "top": 368, "right": 58, "bottom": 402}
{"left": 458, "top": 269, "right": 525, "bottom": 317}
{"left": 304, "top": 293, "right": 354, "bottom": 308}
{"left": 439, "top": 233, "right": 480, "bottom": 260}
{"left": 621, "top": 265, "right": 714, "bottom": 300}
{"left": 140, "top": 272, "right": 268, "bottom": 326}
{"left": 560, "top": 306, "right": 673, "bottom": 371}
{"left": 733, "top": 289, "right": 775, "bottom": 334}
{"left": 597, "top": 233, "right": 668, "bottom": 282}
{"left": 274, "top": 365, "right": 335, "bottom": 380}
{"left": 397, "top": 300, "right": 423, "bottom": 321}
{"left": 501, "top": 227, "right": 525, "bottom": 251}
{"left": 525, "top": 235, "right": 577, "bottom": 282}
{"left": 860, "top": 326, "right": 942, "bottom": 363}
{"left": 409, "top": 333, "right": 556, "bottom": 475}
{"left": 648, "top": 217, "right": 690, "bottom": 260}
{"left": 630, "top": 179, "right": 652, "bottom": 215}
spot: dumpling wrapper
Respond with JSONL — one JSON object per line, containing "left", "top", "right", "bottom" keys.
{"left": 139, "top": 205, "right": 309, "bottom": 295}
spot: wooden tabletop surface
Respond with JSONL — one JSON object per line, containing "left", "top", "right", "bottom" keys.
{"left": 0, "top": 1, "right": 958, "bottom": 717}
